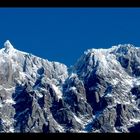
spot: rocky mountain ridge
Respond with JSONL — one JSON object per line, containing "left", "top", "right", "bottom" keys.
{"left": 0, "top": 40, "right": 140, "bottom": 132}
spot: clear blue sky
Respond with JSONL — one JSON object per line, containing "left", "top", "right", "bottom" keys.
{"left": 0, "top": 8, "right": 140, "bottom": 66}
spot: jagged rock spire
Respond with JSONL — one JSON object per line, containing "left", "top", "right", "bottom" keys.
{"left": 4, "top": 40, "right": 14, "bottom": 53}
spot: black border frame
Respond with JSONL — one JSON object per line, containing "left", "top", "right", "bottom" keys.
{"left": 0, "top": 0, "right": 140, "bottom": 7}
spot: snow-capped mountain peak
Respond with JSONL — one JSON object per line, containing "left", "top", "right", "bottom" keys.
{"left": 4, "top": 40, "right": 14, "bottom": 54}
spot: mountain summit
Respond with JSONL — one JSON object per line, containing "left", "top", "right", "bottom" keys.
{"left": 4, "top": 40, "right": 14, "bottom": 53}
{"left": 0, "top": 41, "right": 140, "bottom": 133}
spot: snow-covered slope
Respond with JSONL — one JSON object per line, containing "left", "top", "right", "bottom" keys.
{"left": 0, "top": 40, "right": 140, "bottom": 132}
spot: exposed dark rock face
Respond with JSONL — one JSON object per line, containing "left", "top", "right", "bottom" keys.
{"left": 128, "top": 122, "right": 140, "bottom": 132}
{"left": 0, "top": 41, "right": 140, "bottom": 133}
{"left": 92, "top": 108, "right": 117, "bottom": 132}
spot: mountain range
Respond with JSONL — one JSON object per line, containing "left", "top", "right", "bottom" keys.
{"left": 0, "top": 40, "right": 140, "bottom": 133}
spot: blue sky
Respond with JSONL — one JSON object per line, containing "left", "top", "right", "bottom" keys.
{"left": 0, "top": 8, "right": 140, "bottom": 66}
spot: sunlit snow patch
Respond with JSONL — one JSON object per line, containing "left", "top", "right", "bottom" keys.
{"left": 52, "top": 84, "right": 62, "bottom": 99}
{"left": 4, "top": 98, "right": 15, "bottom": 104}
